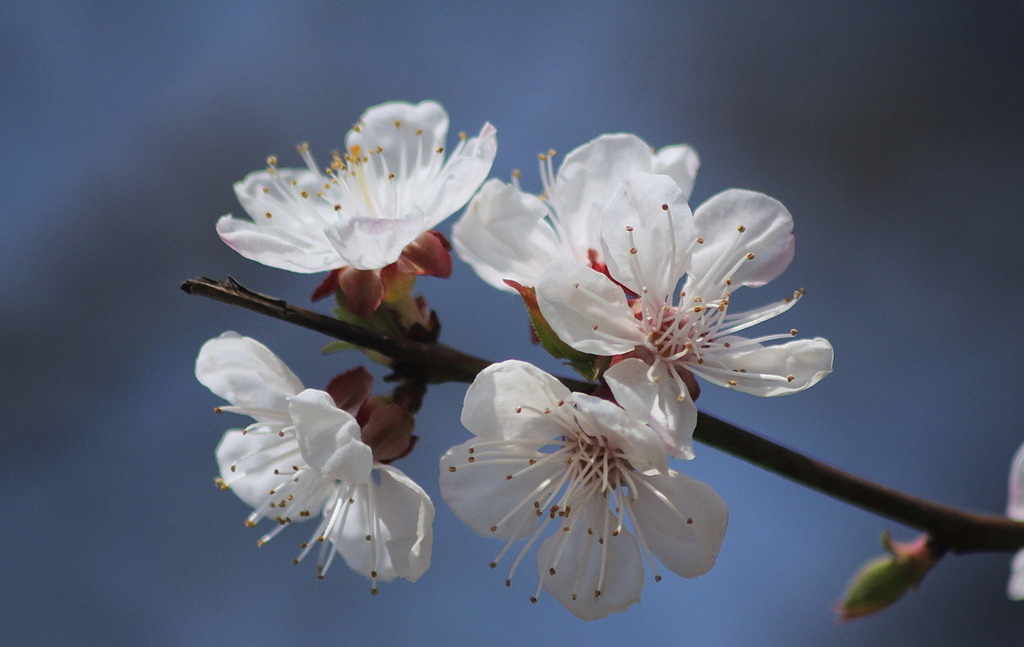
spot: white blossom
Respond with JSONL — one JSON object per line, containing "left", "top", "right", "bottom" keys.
{"left": 452, "top": 133, "right": 698, "bottom": 291}
{"left": 217, "top": 100, "right": 496, "bottom": 272}
{"left": 536, "top": 173, "right": 833, "bottom": 458}
{"left": 439, "top": 360, "right": 728, "bottom": 620}
{"left": 1007, "top": 441, "right": 1024, "bottom": 599}
{"left": 197, "top": 332, "right": 433, "bottom": 590}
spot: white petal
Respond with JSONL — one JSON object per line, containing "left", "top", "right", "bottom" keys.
{"left": 215, "top": 429, "right": 299, "bottom": 512}
{"left": 689, "top": 189, "right": 795, "bottom": 291}
{"left": 369, "top": 465, "right": 434, "bottom": 582}
{"left": 536, "top": 258, "right": 641, "bottom": 356}
{"left": 219, "top": 168, "right": 341, "bottom": 273}
{"left": 653, "top": 144, "right": 700, "bottom": 201}
{"left": 1009, "top": 551, "right": 1024, "bottom": 600}
{"left": 604, "top": 359, "right": 697, "bottom": 459}
{"left": 629, "top": 470, "right": 728, "bottom": 578}
{"left": 420, "top": 122, "right": 498, "bottom": 228}
{"left": 439, "top": 438, "right": 564, "bottom": 541}
{"left": 452, "top": 179, "right": 564, "bottom": 291}
{"left": 289, "top": 389, "right": 371, "bottom": 484}
{"left": 345, "top": 102, "right": 496, "bottom": 232}
{"left": 1007, "top": 441, "right": 1024, "bottom": 520}
{"left": 216, "top": 216, "right": 341, "bottom": 273}
{"left": 599, "top": 173, "right": 694, "bottom": 301}
{"left": 346, "top": 100, "right": 449, "bottom": 173}
{"left": 551, "top": 134, "right": 658, "bottom": 253}
{"left": 537, "top": 496, "right": 644, "bottom": 620}
{"left": 324, "top": 208, "right": 429, "bottom": 270}
{"left": 703, "top": 337, "right": 834, "bottom": 396}
{"left": 572, "top": 392, "right": 668, "bottom": 473}
{"left": 460, "top": 360, "right": 574, "bottom": 442}
{"left": 330, "top": 483, "right": 396, "bottom": 582}
{"left": 195, "top": 332, "right": 303, "bottom": 412}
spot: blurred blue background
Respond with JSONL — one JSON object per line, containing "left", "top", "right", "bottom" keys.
{"left": 3, "top": 1, "right": 1024, "bottom": 644}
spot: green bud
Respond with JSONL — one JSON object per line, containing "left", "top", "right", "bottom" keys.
{"left": 835, "top": 533, "right": 944, "bottom": 622}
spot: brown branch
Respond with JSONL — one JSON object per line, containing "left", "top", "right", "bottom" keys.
{"left": 182, "top": 276, "right": 1024, "bottom": 554}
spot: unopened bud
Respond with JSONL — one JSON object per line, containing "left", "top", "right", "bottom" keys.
{"left": 834, "top": 533, "right": 945, "bottom": 622}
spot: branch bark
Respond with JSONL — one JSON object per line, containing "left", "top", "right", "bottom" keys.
{"left": 182, "top": 276, "right": 1024, "bottom": 554}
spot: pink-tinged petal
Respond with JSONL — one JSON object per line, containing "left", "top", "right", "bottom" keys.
{"left": 552, "top": 134, "right": 659, "bottom": 252}
{"left": 460, "top": 360, "right": 573, "bottom": 442}
{"left": 536, "top": 258, "right": 642, "bottom": 356}
{"left": 629, "top": 470, "right": 728, "bottom": 578}
{"left": 1007, "top": 442, "right": 1024, "bottom": 520}
{"left": 439, "top": 438, "right": 564, "bottom": 541}
{"left": 453, "top": 179, "right": 564, "bottom": 291}
{"left": 572, "top": 393, "right": 668, "bottom": 473}
{"left": 653, "top": 144, "right": 700, "bottom": 201}
{"left": 215, "top": 429, "right": 300, "bottom": 512}
{"left": 325, "top": 209, "right": 430, "bottom": 271}
{"left": 600, "top": 173, "right": 694, "bottom": 301}
{"left": 196, "top": 332, "right": 303, "bottom": 411}
{"left": 537, "top": 496, "right": 644, "bottom": 620}
{"left": 604, "top": 359, "right": 697, "bottom": 459}
{"left": 289, "top": 389, "right": 371, "bottom": 484}
{"left": 370, "top": 465, "right": 435, "bottom": 582}
{"left": 420, "top": 122, "right": 498, "bottom": 229}
{"left": 703, "top": 336, "right": 834, "bottom": 396}
{"left": 689, "top": 189, "right": 795, "bottom": 290}
{"left": 324, "top": 366, "right": 373, "bottom": 416}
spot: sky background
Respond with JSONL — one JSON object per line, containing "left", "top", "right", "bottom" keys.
{"left": 3, "top": 1, "right": 1024, "bottom": 645}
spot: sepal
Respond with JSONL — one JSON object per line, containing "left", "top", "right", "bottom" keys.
{"left": 505, "top": 279, "right": 609, "bottom": 382}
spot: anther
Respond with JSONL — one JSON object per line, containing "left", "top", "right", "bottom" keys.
{"left": 737, "top": 225, "right": 746, "bottom": 233}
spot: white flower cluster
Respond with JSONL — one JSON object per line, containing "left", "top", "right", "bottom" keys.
{"left": 197, "top": 101, "right": 833, "bottom": 619}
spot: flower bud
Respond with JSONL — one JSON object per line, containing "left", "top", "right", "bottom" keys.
{"left": 834, "top": 533, "right": 944, "bottom": 622}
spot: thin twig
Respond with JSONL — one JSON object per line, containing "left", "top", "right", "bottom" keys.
{"left": 182, "top": 276, "right": 1024, "bottom": 554}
